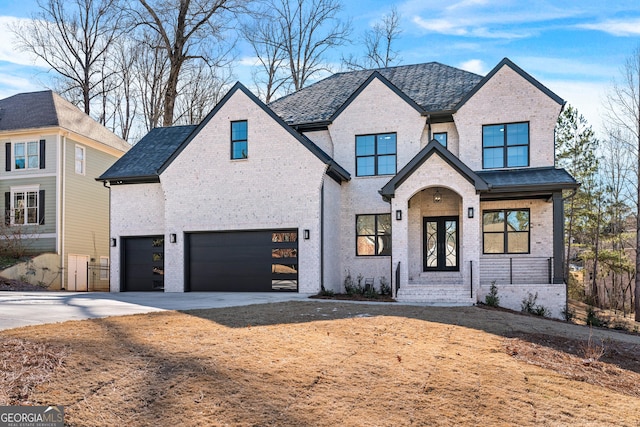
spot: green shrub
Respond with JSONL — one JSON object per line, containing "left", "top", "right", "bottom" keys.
{"left": 379, "top": 276, "right": 391, "bottom": 296}
{"left": 586, "top": 306, "right": 606, "bottom": 327}
{"left": 521, "top": 292, "right": 549, "bottom": 317}
{"left": 485, "top": 281, "right": 500, "bottom": 307}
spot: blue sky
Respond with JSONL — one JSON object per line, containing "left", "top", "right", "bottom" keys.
{"left": 1, "top": 0, "right": 640, "bottom": 138}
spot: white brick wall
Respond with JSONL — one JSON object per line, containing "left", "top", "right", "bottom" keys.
{"left": 109, "top": 183, "right": 165, "bottom": 291}
{"left": 455, "top": 65, "right": 561, "bottom": 170}
{"left": 327, "top": 78, "right": 427, "bottom": 290}
{"left": 477, "top": 283, "right": 566, "bottom": 319}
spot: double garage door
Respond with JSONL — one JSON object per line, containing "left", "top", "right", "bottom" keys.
{"left": 122, "top": 230, "right": 298, "bottom": 292}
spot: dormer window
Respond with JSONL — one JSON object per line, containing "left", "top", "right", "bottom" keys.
{"left": 482, "top": 122, "right": 529, "bottom": 169}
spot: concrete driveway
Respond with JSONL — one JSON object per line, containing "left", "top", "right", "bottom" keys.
{"left": 0, "top": 291, "right": 313, "bottom": 331}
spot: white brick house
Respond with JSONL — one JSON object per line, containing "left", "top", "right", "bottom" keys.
{"left": 99, "top": 58, "right": 578, "bottom": 317}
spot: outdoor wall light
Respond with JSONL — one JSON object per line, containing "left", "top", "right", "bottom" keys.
{"left": 468, "top": 207, "right": 474, "bottom": 218}
{"left": 304, "top": 229, "right": 310, "bottom": 240}
{"left": 169, "top": 233, "right": 177, "bottom": 243}
{"left": 110, "top": 238, "right": 117, "bottom": 247}
{"left": 396, "top": 210, "right": 402, "bottom": 220}
{"left": 433, "top": 189, "right": 442, "bottom": 203}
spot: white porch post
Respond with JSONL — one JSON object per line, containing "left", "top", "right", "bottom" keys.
{"left": 463, "top": 195, "right": 481, "bottom": 300}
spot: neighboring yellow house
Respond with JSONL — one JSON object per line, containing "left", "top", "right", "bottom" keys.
{"left": 0, "top": 90, "right": 129, "bottom": 290}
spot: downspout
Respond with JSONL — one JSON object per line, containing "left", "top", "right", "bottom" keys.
{"left": 320, "top": 181, "right": 324, "bottom": 292}
{"left": 103, "top": 180, "right": 111, "bottom": 290}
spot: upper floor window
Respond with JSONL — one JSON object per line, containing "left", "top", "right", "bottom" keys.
{"left": 433, "top": 132, "right": 447, "bottom": 148}
{"left": 482, "top": 209, "right": 529, "bottom": 254}
{"left": 356, "top": 214, "right": 391, "bottom": 256}
{"left": 9, "top": 186, "right": 41, "bottom": 226}
{"left": 482, "top": 122, "right": 529, "bottom": 169}
{"left": 75, "top": 145, "right": 85, "bottom": 175}
{"left": 356, "top": 133, "right": 396, "bottom": 176}
{"left": 231, "top": 120, "right": 248, "bottom": 159}
{"left": 14, "top": 142, "right": 39, "bottom": 170}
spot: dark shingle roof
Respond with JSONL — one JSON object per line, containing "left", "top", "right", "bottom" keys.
{"left": 0, "top": 91, "right": 59, "bottom": 130}
{"left": 269, "top": 62, "right": 483, "bottom": 125}
{"left": 99, "top": 125, "right": 196, "bottom": 182}
{"left": 0, "top": 90, "right": 130, "bottom": 151}
{"left": 477, "top": 167, "right": 578, "bottom": 192}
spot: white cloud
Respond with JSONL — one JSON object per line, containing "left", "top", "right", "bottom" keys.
{"left": 544, "top": 79, "right": 609, "bottom": 139}
{"left": 0, "top": 16, "right": 46, "bottom": 67}
{"left": 514, "top": 56, "right": 618, "bottom": 80}
{"left": 458, "top": 59, "right": 487, "bottom": 75}
{"left": 578, "top": 18, "right": 640, "bottom": 36}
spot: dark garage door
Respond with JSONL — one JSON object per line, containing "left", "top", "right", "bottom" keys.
{"left": 186, "top": 230, "right": 298, "bottom": 292}
{"left": 122, "top": 236, "right": 164, "bottom": 291}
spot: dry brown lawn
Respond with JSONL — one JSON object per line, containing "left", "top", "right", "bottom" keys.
{"left": 1, "top": 301, "right": 639, "bottom": 426}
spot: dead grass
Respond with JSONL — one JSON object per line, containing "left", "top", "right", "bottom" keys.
{"left": 1, "top": 301, "right": 639, "bottom": 426}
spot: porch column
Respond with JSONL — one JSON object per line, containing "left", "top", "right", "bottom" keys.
{"left": 552, "top": 191, "right": 564, "bottom": 284}
{"left": 390, "top": 198, "right": 409, "bottom": 294}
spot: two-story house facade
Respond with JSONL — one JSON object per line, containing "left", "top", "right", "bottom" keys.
{"left": 0, "top": 90, "right": 130, "bottom": 291}
{"left": 100, "top": 58, "right": 577, "bottom": 317}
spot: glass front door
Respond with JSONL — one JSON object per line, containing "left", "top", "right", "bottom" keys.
{"left": 424, "top": 216, "right": 459, "bottom": 271}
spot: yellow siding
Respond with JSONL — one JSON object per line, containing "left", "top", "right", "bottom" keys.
{"left": 63, "top": 137, "right": 121, "bottom": 291}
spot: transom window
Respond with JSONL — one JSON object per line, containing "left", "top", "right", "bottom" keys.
{"left": 355, "top": 133, "right": 396, "bottom": 176}
{"left": 483, "top": 209, "right": 530, "bottom": 254}
{"left": 11, "top": 187, "right": 40, "bottom": 225}
{"left": 231, "top": 120, "right": 248, "bottom": 159}
{"left": 482, "top": 122, "right": 529, "bottom": 169}
{"left": 433, "top": 132, "right": 447, "bottom": 148}
{"left": 356, "top": 214, "right": 391, "bottom": 256}
{"left": 14, "top": 142, "right": 39, "bottom": 170}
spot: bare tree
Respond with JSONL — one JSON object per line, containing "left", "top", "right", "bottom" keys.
{"left": 12, "top": 0, "right": 124, "bottom": 118}
{"left": 173, "top": 62, "right": 233, "bottom": 125}
{"left": 604, "top": 45, "right": 640, "bottom": 321}
{"left": 265, "top": 0, "right": 350, "bottom": 91}
{"left": 342, "top": 7, "right": 402, "bottom": 71}
{"left": 130, "top": 0, "right": 242, "bottom": 127}
{"left": 243, "top": 15, "right": 291, "bottom": 103}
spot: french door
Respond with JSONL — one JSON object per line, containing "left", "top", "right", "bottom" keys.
{"left": 423, "top": 216, "right": 459, "bottom": 271}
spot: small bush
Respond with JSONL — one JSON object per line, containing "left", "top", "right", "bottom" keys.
{"left": 586, "top": 306, "right": 606, "bottom": 327}
{"left": 354, "top": 274, "right": 365, "bottom": 295}
{"left": 344, "top": 271, "right": 356, "bottom": 295}
{"left": 379, "top": 276, "right": 391, "bottom": 296}
{"left": 485, "top": 281, "right": 500, "bottom": 307}
{"left": 521, "top": 292, "right": 549, "bottom": 317}
{"left": 580, "top": 328, "right": 605, "bottom": 362}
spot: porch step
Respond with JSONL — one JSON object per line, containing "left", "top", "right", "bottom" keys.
{"left": 397, "top": 284, "right": 475, "bottom": 305}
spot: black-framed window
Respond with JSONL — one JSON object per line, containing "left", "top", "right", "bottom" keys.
{"left": 482, "top": 122, "right": 529, "bottom": 169}
{"left": 433, "top": 132, "right": 447, "bottom": 148}
{"left": 355, "top": 133, "right": 396, "bottom": 176}
{"left": 231, "top": 120, "right": 248, "bottom": 159}
{"left": 483, "top": 209, "right": 530, "bottom": 254}
{"left": 356, "top": 214, "right": 391, "bottom": 256}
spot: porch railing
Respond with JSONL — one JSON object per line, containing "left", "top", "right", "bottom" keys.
{"left": 480, "top": 257, "right": 553, "bottom": 285}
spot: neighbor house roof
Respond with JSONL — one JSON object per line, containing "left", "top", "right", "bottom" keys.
{"left": 98, "top": 125, "right": 197, "bottom": 183}
{"left": 269, "top": 62, "right": 484, "bottom": 126}
{"left": 0, "top": 90, "right": 130, "bottom": 152}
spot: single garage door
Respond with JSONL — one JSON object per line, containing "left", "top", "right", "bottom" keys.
{"left": 186, "top": 230, "right": 298, "bottom": 292}
{"left": 122, "top": 236, "right": 164, "bottom": 291}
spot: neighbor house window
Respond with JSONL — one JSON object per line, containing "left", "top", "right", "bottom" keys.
{"left": 14, "top": 141, "right": 39, "bottom": 170}
{"left": 356, "top": 214, "right": 391, "bottom": 256}
{"left": 355, "top": 133, "right": 396, "bottom": 176}
{"left": 433, "top": 132, "right": 447, "bottom": 148}
{"left": 231, "top": 120, "right": 248, "bottom": 159}
{"left": 10, "top": 186, "right": 40, "bottom": 225}
{"left": 482, "top": 122, "right": 529, "bottom": 168}
{"left": 483, "top": 209, "right": 530, "bottom": 254}
{"left": 75, "top": 145, "right": 85, "bottom": 174}
{"left": 100, "top": 256, "right": 109, "bottom": 280}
